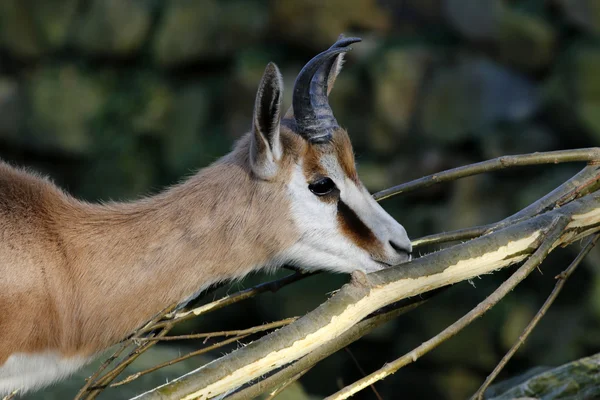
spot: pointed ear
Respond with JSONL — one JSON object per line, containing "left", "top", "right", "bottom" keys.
{"left": 250, "top": 62, "right": 284, "bottom": 179}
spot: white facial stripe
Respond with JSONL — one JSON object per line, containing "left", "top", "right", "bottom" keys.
{"left": 281, "top": 152, "right": 411, "bottom": 274}
{"left": 283, "top": 163, "right": 384, "bottom": 273}
{"left": 339, "top": 178, "right": 409, "bottom": 252}
{"left": 319, "top": 153, "right": 393, "bottom": 253}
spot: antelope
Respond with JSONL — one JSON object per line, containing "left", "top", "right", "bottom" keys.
{"left": 0, "top": 36, "right": 411, "bottom": 395}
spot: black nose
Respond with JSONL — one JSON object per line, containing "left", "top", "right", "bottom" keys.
{"left": 389, "top": 240, "right": 411, "bottom": 256}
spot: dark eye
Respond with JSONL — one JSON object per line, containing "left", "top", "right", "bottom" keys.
{"left": 308, "top": 177, "right": 336, "bottom": 196}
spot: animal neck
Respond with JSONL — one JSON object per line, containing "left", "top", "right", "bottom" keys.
{"left": 55, "top": 136, "right": 298, "bottom": 355}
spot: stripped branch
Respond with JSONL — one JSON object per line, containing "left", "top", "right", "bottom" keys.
{"left": 75, "top": 148, "right": 600, "bottom": 399}
{"left": 325, "top": 216, "right": 568, "bottom": 399}
{"left": 471, "top": 233, "right": 600, "bottom": 399}
{"left": 223, "top": 296, "right": 431, "bottom": 400}
{"left": 133, "top": 189, "right": 600, "bottom": 399}
{"left": 373, "top": 148, "right": 600, "bottom": 200}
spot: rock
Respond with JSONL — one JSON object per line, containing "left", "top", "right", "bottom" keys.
{"left": 271, "top": 0, "right": 390, "bottom": 49}
{"left": 544, "top": 46, "right": 600, "bottom": 143}
{"left": 485, "top": 366, "right": 551, "bottom": 398}
{"left": 444, "top": 1, "right": 556, "bottom": 71}
{"left": 163, "top": 83, "right": 211, "bottom": 174}
{"left": 444, "top": 0, "right": 502, "bottom": 41}
{"left": 445, "top": 176, "right": 488, "bottom": 230}
{"left": 0, "top": 0, "right": 44, "bottom": 57}
{"left": 74, "top": 0, "right": 153, "bottom": 56}
{"left": 356, "top": 162, "right": 392, "bottom": 191}
{"left": 479, "top": 124, "right": 558, "bottom": 160}
{"left": 225, "top": 49, "right": 274, "bottom": 138}
{"left": 371, "top": 47, "right": 433, "bottom": 134}
{"left": 0, "top": 78, "right": 23, "bottom": 141}
{"left": 128, "top": 73, "right": 174, "bottom": 136}
{"left": 32, "top": 0, "right": 80, "bottom": 50}
{"left": 420, "top": 56, "right": 539, "bottom": 144}
{"left": 0, "top": 0, "right": 81, "bottom": 57}
{"left": 79, "top": 138, "right": 157, "bottom": 201}
{"left": 488, "top": 352, "right": 600, "bottom": 400}
{"left": 26, "top": 65, "right": 108, "bottom": 155}
{"left": 153, "top": 0, "right": 267, "bottom": 67}
{"left": 556, "top": 0, "right": 600, "bottom": 35}
{"left": 514, "top": 168, "right": 579, "bottom": 212}
{"left": 497, "top": 8, "right": 556, "bottom": 71}
{"left": 361, "top": 121, "right": 398, "bottom": 156}
{"left": 572, "top": 48, "right": 600, "bottom": 142}
{"left": 379, "top": 0, "right": 445, "bottom": 32}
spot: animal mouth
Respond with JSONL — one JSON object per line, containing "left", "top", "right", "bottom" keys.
{"left": 372, "top": 254, "right": 412, "bottom": 269}
{"left": 373, "top": 260, "right": 394, "bottom": 269}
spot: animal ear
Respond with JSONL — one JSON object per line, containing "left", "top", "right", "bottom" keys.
{"left": 250, "top": 62, "right": 284, "bottom": 179}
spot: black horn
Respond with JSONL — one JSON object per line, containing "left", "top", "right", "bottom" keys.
{"left": 292, "top": 37, "right": 361, "bottom": 143}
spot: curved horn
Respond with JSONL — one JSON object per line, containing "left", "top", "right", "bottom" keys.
{"left": 292, "top": 37, "right": 361, "bottom": 143}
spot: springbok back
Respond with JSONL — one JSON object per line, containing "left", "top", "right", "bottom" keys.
{"left": 0, "top": 37, "right": 411, "bottom": 395}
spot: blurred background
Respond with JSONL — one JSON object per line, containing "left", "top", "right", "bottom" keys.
{"left": 2, "top": 0, "right": 600, "bottom": 399}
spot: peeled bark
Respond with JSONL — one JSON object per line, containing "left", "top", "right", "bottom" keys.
{"left": 132, "top": 191, "right": 600, "bottom": 400}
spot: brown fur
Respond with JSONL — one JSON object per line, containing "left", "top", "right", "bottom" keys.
{"left": 0, "top": 51, "right": 385, "bottom": 369}
{"left": 331, "top": 130, "right": 360, "bottom": 184}
{"left": 296, "top": 127, "right": 384, "bottom": 258}
{"left": 0, "top": 132, "right": 303, "bottom": 364}
{"left": 337, "top": 200, "right": 384, "bottom": 258}
{"left": 300, "top": 127, "right": 358, "bottom": 184}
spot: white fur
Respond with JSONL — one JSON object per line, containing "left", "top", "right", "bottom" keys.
{"left": 0, "top": 352, "right": 92, "bottom": 396}
{"left": 283, "top": 161, "right": 411, "bottom": 274}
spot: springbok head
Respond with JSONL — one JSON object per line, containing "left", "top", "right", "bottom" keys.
{"left": 249, "top": 37, "right": 411, "bottom": 274}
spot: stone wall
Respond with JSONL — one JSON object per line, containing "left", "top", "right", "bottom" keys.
{"left": 2, "top": 1, "right": 600, "bottom": 399}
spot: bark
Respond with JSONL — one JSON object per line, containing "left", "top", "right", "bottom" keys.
{"left": 132, "top": 191, "right": 600, "bottom": 400}
{"left": 487, "top": 352, "right": 600, "bottom": 400}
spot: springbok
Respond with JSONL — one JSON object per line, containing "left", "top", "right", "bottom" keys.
{"left": 0, "top": 37, "right": 411, "bottom": 395}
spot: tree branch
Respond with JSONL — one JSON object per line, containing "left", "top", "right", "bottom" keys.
{"left": 325, "top": 215, "right": 568, "bottom": 399}
{"left": 132, "top": 190, "right": 600, "bottom": 400}
{"left": 223, "top": 296, "right": 431, "bottom": 400}
{"left": 373, "top": 148, "right": 600, "bottom": 201}
{"left": 471, "top": 233, "right": 600, "bottom": 399}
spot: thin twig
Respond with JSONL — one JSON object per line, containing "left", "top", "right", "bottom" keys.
{"left": 493, "top": 165, "right": 600, "bottom": 230}
{"left": 144, "top": 271, "right": 315, "bottom": 333}
{"left": 412, "top": 225, "right": 491, "bottom": 248}
{"left": 471, "top": 233, "right": 600, "bottom": 399}
{"left": 78, "top": 272, "right": 314, "bottom": 397}
{"left": 109, "top": 334, "right": 250, "bottom": 388}
{"left": 373, "top": 148, "right": 600, "bottom": 201}
{"left": 134, "top": 317, "right": 298, "bottom": 342}
{"left": 325, "top": 215, "right": 568, "bottom": 400}
{"left": 83, "top": 324, "right": 174, "bottom": 400}
{"left": 412, "top": 165, "right": 600, "bottom": 248}
{"left": 74, "top": 303, "right": 178, "bottom": 400}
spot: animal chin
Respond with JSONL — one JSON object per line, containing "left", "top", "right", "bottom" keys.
{"left": 369, "top": 260, "right": 394, "bottom": 271}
